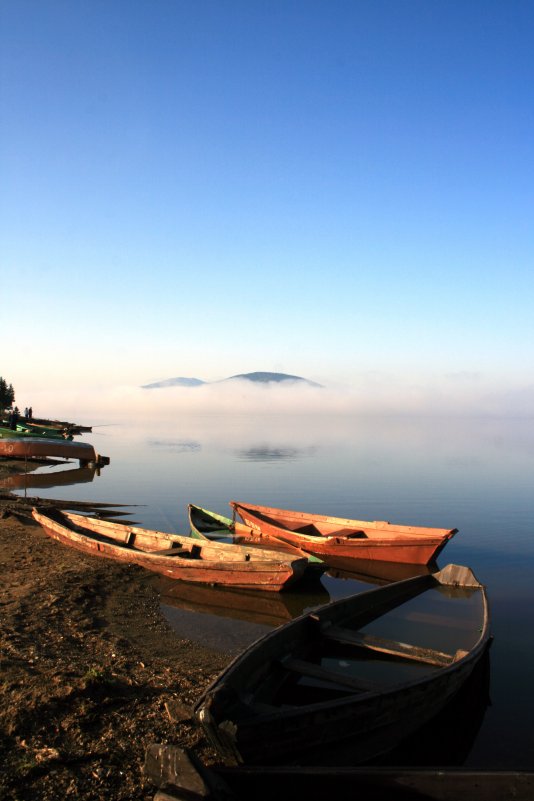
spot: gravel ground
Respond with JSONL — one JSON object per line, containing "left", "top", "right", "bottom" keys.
{"left": 0, "top": 472, "right": 229, "bottom": 801}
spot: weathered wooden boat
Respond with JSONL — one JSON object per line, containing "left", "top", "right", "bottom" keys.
{"left": 0, "top": 436, "right": 102, "bottom": 465}
{"left": 188, "top": 504, "right": 326, "bottom": 575}
{"left": 0, "top": 423, "right": 71, "bottom": 440}
{"left": 195, "top": 564, "right": 490, "bottom": 765}
{"left": 31, "top": 509, "right": 310, "bottom": 591}
{"left": 230, "top": 501, "right": 457, "bottom": 564}
{"left": 144, "top": 745, "right": 533, "bottom": 801}
{"left": 30, "top": 416, "right": 92, "bottom": 434}
{"left": 16, "top": 421, "right": 73, "bottom": 439}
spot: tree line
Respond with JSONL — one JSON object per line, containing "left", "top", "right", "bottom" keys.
{"left": 0, "top": 376, "right": 16, "bottom": 410}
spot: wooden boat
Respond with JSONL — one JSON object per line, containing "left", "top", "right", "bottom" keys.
{"left": 0, "top": 423, "right": 70, "bottom": 440}
{"left": 30, "top": 416, "right": 92, "bottom": 435}
{"left": 16, "top": 421, "right": 73, "bottom": 439}
{"left": 145, "top": 745, "right": 533, "bottom": 801}
{"left": 195, "top": 564, "right": 490, "bottom": 765}
{"left": 0, "top": 436, "right": 101, "bottom": 465}
{"left": 188, "top": 504, "right": 326, "bottom": 575}
{"left": 31, "top": 509, "right": 310, "bottom": 591}
{"left": 230, "top": 501, "right": 457, "bottom": 564}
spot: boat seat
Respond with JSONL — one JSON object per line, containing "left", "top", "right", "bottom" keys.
{"left": 321, "top": 625, "right": 454, "bottom": 667}
{"left": 335, "top": 528, "right": 367, "bottom": 538}
{"left": 151, "top": 547, "right": 191, "bottom": 557}
{"left": 280, "top": 657, "right": 380, "bottom": 693}
{"left": 294, "top": 524, "right": 323, "bottom": 536}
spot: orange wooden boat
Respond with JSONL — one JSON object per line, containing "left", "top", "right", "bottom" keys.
{"left": 0, "top": 436, "right": 100, "bottom": 465}
{"left": 32, "top": 509, "right": 309, "bottom": 591}
{"left": 230, "top": 501, "right": 457, "bottom": 565}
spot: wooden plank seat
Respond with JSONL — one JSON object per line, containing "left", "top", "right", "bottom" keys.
{"left": 332, "top": 528, "right": 367, "bottom": 538}
{"left": 280, "top": 657, "right": 381, "bottom": 692}
{"left": 293, "top": 524, "right": 323, "bottom": 536}
{"left": 151, "top": 547, "right": 194, "bottom": 557}
{"left": 321, "top": 624, "right": 454, "bottom": 667}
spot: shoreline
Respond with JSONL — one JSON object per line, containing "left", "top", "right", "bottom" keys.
{"left": 0, "top": 480, "right": 228, "bottom": 801}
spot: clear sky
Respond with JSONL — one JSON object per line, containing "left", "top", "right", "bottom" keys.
{"left": 1, "top": 1, "right": 533, "bottom": 416}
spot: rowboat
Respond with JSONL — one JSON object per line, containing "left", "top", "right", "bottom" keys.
{"left": 230, "top": 501, "right": 457, "bottom": 564}
{"left": 188, "top": 504, "right": 326, "bottom": 575}
{"left": 30, "top": 416, "right": 92, "bottom": 435}
{"left": 0, "top": 423, "right": 70, "bottom": 440}
{"left": 31, "top": 509, "right": 310, "bottom": 591}
{"left": 16, "top": 421, "right": 73, "bottom": 439}
{"left": 0, "top": 436, "right": 100, "bottom": 464}
{"left": 195, "top": 564, "right": 490, "bottom": 765}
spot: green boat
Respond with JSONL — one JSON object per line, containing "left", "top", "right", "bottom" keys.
{"left": 0, "top": 424, "right": 71, "bottom": 440}
{"left": 17, "top": 421, "right": 73, "bottom": 439}
{"left": 188, "top": 504, "right": 326, "bottom": 576}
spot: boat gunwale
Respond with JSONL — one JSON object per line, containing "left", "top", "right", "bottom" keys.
{"left": 230, "top": 500, "right": 458, "bottom": 539}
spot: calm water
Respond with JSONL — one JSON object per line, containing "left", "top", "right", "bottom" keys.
{"left": 9, "top": 413, "right": 534, "bottom": 768}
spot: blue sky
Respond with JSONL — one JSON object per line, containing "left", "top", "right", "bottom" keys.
{"left": 1, "top": 1, "right": 533, "bottom": 414}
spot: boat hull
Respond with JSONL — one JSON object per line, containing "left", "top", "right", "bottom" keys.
{"left": 230, "top": 501, "right": 457, "bottom": 564}
{"left": 0, "top": 436, "right": 98, "bottom": 463}
{"left": 32, "top": 509, "right": 308, "bottom": 592}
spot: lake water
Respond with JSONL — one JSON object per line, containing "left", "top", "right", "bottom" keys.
{"left": 8, "top": 413, "right": 534, "bottom": 768}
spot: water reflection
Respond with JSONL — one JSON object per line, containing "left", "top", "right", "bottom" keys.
{"left": 325, "top": 558, "right": 437, "bottom": 586}
{"left": 152, "top": 575, "right": 330, "bottom": 629}
{"left": 235, "top": 445, "right": 316, "bottom": 462}
{"left": 0, "top": 464, "right": 101, "bottom": 491}
{"left": 147, "top": 438, "right": 201, "bottom": 453}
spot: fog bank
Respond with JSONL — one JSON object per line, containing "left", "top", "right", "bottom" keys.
{"left": 17, "top": 375, "right": 534, "bottom": 427}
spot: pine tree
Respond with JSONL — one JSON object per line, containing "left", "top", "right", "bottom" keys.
{"left": 0, "top": 377, "right": 15, "bottom": 410}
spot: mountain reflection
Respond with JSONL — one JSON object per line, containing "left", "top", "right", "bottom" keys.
{"left": 147, "top": 438, "right": 201, "bottom": 453}
{"left": 235, "top": 445, "right": 317, "bottom": 462}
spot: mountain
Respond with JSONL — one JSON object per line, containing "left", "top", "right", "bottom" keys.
{"left": 142, "top": 372, "right": 322, "bottom": 388}
{"left": 223, "top": 372, "right": 322, "bottom": 387}
{"left": 141, "top": 377, "right": 205, "bottom": 389}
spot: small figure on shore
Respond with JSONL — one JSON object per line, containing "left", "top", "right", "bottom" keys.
{"left": 29, "top": 407, "right": 33, "bottom": 419}
{"left": 24, "top": 407, "right": 29, "bottom": 419}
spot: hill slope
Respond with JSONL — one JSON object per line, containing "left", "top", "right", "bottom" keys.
{"left": 141, "top": 377, "right": 205, "bottom": 389}
{"left": 142, "top": 372, "right": 322, "bottom": 388}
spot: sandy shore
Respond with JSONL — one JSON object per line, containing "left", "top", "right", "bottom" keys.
{"left": 0, "top": 470, "right": 228, "bottom": 801}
